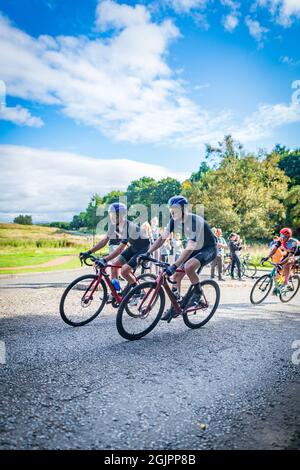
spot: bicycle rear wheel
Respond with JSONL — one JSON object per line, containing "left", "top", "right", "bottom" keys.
{"left": 182, "top": 280, "right": 220, "bottom": 329}
{"left": 116, "top": 281, "right": 165, "bottom": 340}
{"left": 60, "top": 274, "right": 107, "bottom": 326}
{"left": 243, "top": 261, "right": 257, "bottom": 278}
{"left": 280, "top": 275, "right": 300, "bottom": 303}
{"left": 250, "top": 274, "right": 273, "bottom": 305}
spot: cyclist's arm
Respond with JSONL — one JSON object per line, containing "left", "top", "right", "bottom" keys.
{"left": 90, "top": 235, "right": 109, "bottom": 253}
{"left": 105, "top": 241, "right": 127, "bottom": 262}
{"left": 148, "top": 232, "right": 170, "bottom": 254}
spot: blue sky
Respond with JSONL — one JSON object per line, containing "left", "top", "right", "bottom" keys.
{"left": 0, "top": 0, "right": 300, "bottom": 221}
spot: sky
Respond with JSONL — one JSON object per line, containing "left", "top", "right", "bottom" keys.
{"left": 0, "top": 0, "right": 300, "bottom": 222}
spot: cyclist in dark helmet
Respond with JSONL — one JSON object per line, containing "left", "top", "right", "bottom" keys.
{"left": 80, "top": 202, "right": 150, "bottom": 289}
{"left": 139, "top": 195, "right": 217, "bottom": 319}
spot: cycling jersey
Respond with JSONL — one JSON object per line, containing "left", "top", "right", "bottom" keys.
{"left": 107, "top": 220, "right": 149, "bottom": 251}
{"left": 274, "top": 237, "right": 300, "bottom": 255}
{"left": 166, "top": 213, "right": 216, "bottom": 251}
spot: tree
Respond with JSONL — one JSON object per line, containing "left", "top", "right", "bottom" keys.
{"left": 70, "top": 212, "right": 86, "bottom": 230}
{"left": 126, "top": 177, "right": 157, "bottom": 206}
{"left": 278, "top": 150, "right": 300, "bottom": 186}
{"left": 190, "top": 162, "right": 210, "bottom": 183}
{"left": 153, "top": 177, "right": 181, "bottom": 205}
{"left": 14, "top": 214, "right": 32, "bottom": 225}
{"left": 184, "top": 141, "right": 289, "bottom": 240}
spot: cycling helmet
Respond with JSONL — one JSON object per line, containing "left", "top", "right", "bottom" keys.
{"left": 280, "top": 227, "right": 292, "bottom": 238}
{"left": 108, "top": 202, "right": 127, "bottom": 214}
{"left": 168, "top": 195, "right": 188, "bottom": 207}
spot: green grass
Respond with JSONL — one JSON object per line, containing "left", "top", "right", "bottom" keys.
{"left": 0, "top": 223, "right": 108, "bottom": 274}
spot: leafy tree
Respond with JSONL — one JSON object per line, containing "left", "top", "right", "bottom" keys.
{"left": 14, "top": 214, "right": 32, "bottom": 225}
{"left": 153, "top": 177, "right": 181, "bottom": 205}
{"left": 190, "top": 162, "right": 210, "bottom": 183}
{"left": 126, "top": 177, "right": 157, "bottom": 206}
{"left": 278, "top": 150, "right": 300, "bottom": 186}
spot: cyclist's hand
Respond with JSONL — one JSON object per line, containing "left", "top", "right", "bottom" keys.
{"left": 79, "top": 250, "right": 92, "bottom": 263}
{"left": 165, "top": 264, "right": 177, "bottom": 276}
{"left": 138, "top": 252, "right": 150, "bottom": 262}
{"left": 95, "top": 258, "right": 107, "bottom": 268}
{"left": 261, "top": 257, "right": 268, "bottom": 265}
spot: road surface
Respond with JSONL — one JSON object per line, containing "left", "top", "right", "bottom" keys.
{"left": 0, "top": 268, "right": 299, "bottom": 449}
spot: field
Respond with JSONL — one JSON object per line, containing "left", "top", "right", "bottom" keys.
{"left": 0, "top": 223, "right": 271, "bottom": 275}
{"left": 0, "top": 223, "right": 106, "bottom": 274}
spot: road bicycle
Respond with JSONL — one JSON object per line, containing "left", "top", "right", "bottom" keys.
{"left": 241, "top": 253, "right": 257, "bottom": 278}
{"left": 60, "top": 254, "right": 155, "bottom": 326}
{"left": 250, "top": 260, "right": 300, "bottom": 305}
{"left": 223, "top": 253, "right": 257, "bottom": 279}
{"left": 116, "top": 255, "right": 220, "bottom": 341}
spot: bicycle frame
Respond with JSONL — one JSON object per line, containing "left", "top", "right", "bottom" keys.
{"left": 82, "top": 264, "right": 140, "bottom": 305}
{"left": 137, "top": 267, "right": 208, "bottom": 317}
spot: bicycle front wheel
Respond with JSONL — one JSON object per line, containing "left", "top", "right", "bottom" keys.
{"left": 280, "top": 275, "right": 300, "bottom": 303}
{"left": 250, "top": 274, "right": 273, "bottom": 305}
{"left": 116, "top": 281, "right": 165, "bottom": 341}
{"left": 182, "top": 280, "right": 220, "bottom": 329}
{"left": 60, "top": 274, "right": 107, "bottom": 326}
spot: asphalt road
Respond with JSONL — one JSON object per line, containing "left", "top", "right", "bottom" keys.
{"left": 0, "top": 268, "right": 299, "bottom": 450}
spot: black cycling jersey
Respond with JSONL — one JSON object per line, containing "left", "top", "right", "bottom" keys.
{"left": 166, "top": 213, "right": 216, "bottom": 251}
{"left": 107, "top": 220, "right": 149, "bottom": 252}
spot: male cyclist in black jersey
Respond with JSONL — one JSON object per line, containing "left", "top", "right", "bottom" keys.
{"left": 80, "top": 203, "right": 150, "bottom": 289}
{"left": 139, "top": 195, "right": 217, "bottom": 319}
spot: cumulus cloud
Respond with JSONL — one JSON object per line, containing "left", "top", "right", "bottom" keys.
{"left": 0, "top": 105, "right": 44, "bottom": 127}
{"left": 255, "top": 0, "right": 300, "bottom": 26}
{"left": 0, "top": 2, "right": 235, "bottom": 144}
{"left": 0, "top": 145, "right": 188, "bottom": 221}
{"left": 223, "top": 13, "right": 239, "bottom": 31}
{"left": 233, "top": 101, "right": 300, "bottom": 142}
{"left": 245, "top": 16, "right": 269, "bottom": 44}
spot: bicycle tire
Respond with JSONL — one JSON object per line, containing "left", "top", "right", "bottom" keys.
{"left": 60, "top": 274, "right": 107, "bottom": 326}
{"left": 182, "top": 280, "right": 220, "bottom": 329}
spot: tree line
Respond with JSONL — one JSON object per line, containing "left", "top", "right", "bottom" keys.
{"left": 16, "top": 136, "right": 299, "bottom": 242}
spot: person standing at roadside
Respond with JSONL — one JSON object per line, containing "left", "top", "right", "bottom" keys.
{"left": 211, "top": 228, "right": 227, "bottom": 281}
{"left": 229, "top": 232, "right": 244, "bottom": 281}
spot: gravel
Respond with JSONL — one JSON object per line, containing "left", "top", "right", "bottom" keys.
{"left": 0, "top": 268, "right": 299, "bottom": 449}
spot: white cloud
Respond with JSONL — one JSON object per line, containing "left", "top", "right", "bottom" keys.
{"left": 0, "top": 105, "right": 44, "bottom": 127}
{"left": 233, "top": 101, "right": 300, "bottom": 142}
{"left": 0, "top": 2, "right": 235, "bottom": 145}
{"left": 0, "top": 145, "right": 187, "bottom": 220}
{"left": 163, "top": 0, "right": 210, "bottom": 13}
{"left": 245, "top": 16, "right": 269, "bottom": 44}
{"left": 280, "top": 55, "right": 300, "bottom": 66}
{"left": 223, "top": 13, "right": 239, "bottom": 31}
{"left": 255, "top": 0, "right": 300, "bottom": 26}
{"left": 0, "top": 145, "right": 188, "bottom": 221}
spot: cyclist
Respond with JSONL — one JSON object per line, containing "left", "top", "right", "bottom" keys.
{"left": 80, "top": 202, "right": 150, "bottom": 291}
{"left": 261, "top": 228, "right": 300, "bottom": 292}
{"left": 139, "top": 195, "right": 217, "bottom": 319}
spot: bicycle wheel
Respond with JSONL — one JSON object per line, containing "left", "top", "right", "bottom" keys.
{"left": 60, "top": 274, "right": 107, "bottom": 326}
{"left": 116, "top": 281, "right": 165, "bottom": 341}
{"left": 280, "top": 275, "right": 300, "bottom": 303}
{"left": 137, "top": 273, "right": 157, "bottom": 282}
{"left": 250, "top": 274, "right": 273, "bottom": 305}
{"left": 243, "top": 261, "right": 257, "bottom": 278}
{"left": 182, "top": 280, "right": 220, "bottom": 329}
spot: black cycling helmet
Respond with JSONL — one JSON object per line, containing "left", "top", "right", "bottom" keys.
{"left": 168, "top": 195, "right": 188, "bottom": 207}
{"left": 108, "top": 202, "right": 127, "bottom": 214}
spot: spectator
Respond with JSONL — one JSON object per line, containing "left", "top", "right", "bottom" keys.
{"left": 211, "top": 228, "right": 227, "bottom": 281}
{"left": 173, "top": 232, "right": 183, "bottom": 262}
{"left": 229, "top": 232, "right": 244, "bottom": 281}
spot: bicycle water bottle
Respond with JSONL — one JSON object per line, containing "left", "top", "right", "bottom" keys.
{"left": 111, "top": 278, "right": 121, "bottom": 292}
